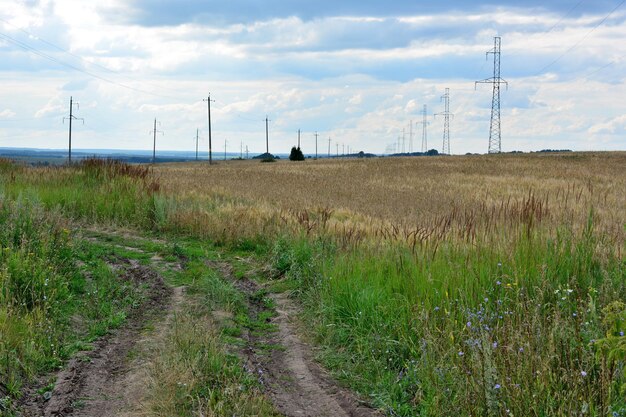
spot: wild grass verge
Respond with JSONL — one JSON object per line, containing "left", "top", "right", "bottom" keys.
{"left": 0, "top": 195, "right": 144, "bottom": 410}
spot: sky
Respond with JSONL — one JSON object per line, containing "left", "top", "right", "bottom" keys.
{"left": 0, "top": 0, "right": 625, "bottom": 155}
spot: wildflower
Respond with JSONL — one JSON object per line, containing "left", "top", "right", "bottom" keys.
{"left": 484, "top": 297, "right": 489, "bottom": 302}
{"left": 494, "top": 384, "right": 501, "bottom": 390}
{"left": 567, "top": 289, "right": 573, "bottom": 294}
{"left": 458, "top": 351, "right": 464, "bottom": 356}
{"left": 581, "top": 371, "right": 587, "bottom": 377}
{"left": 434, "top": 306, "right": 440, "bottom": 311}
{"left": 572, "top": 313, "right": 577, "bottom": 317}
{"left": 497, "top": 262, "right": 502, "bottom": 268}
{"left": 492, "top": 341, "right": 498, "bottom": 348}
{"left": 518, "top": 347, "right": 524, "bottom": 353}
{"left": 467, "top": 321, "right": 472, "bottom": 328}
{"left": 496, "top": 281, "right": 501, "bottom": 286}
{"left": 620, "top": 331, "right": 624, "bottom": 337}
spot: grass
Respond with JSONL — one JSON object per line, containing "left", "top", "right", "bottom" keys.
{"left": 0, "top": 193, "right": 144, "bottom": 403}
{"left": 0, "top": 154, "right": 625, "bottom": 416}
{"left": 141, "top": 246, "right": 277, "bottom": 417}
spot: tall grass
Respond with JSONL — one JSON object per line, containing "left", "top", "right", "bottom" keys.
{"left": 0, "top": 186, "right": 144, "bottom": 400}
{"left": 295, "top": 225, "right": 625, "bottom": 415}
{"left": 1, "top": 155, "right": 624, "bottom": 415}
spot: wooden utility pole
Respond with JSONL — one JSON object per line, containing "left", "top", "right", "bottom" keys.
{"left": 195, "top": 128, "right": 199, "bottom": 161}
{"left": 203, "top": 94, "right": 215, "bottom": 164}
{"left": 63, "top": 96, "right": 83, "bottom": 164}
{"left": 150, "top": 118, "right": 163, "bottom": 164}
{"left": 298, "top": 129, "right": 301, "bottom": 148}
{"left": 328, "top": 137, "right": 331, "bottom": 158}
{"left": 265, "top": 116, "right": 270, "bottom": 155}
{"left": 314, "top": 132, "right": 319, "bottom": 159}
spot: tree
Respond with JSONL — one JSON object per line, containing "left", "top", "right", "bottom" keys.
{"left": 289, "top": 146, "right": 305, "bottom": 161}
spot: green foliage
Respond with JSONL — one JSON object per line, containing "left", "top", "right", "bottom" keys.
{"left": 289, "top": 146, "right": 305, "bottom": 161}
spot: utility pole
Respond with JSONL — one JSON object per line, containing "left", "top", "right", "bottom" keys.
{"left": 63, "top": 96, "right": 83, "bottom": 164}
{"left": 336, "top": 143, "right": 339, "bottom": 157}
{"left": 265, "top": 116, "right": 270, "bottom": 155}
{"left": 409, "top": 120, "right": 413, "bottom": 153}
{"left": 203, "top": 94, "right": 215, "bottom": 164}
{"left": 297, "top": 129, "right": 301, "bottom": 148}
{"left": 246, "top": 146, "right": 249, "bottom": 160}
{"left": 240, "top": 141, "right": 243, "bottom": 159}
{"left": 435, "top": 88, "right": 454, "bottom": 155}
{"left": 419, "top": 105, "right": 429, "bottom": 153}
{"left": 314, "top": 132, "right": 319, "bottom": 159}
{"left": 150, "top": 118, "right": 164, "bottom": 164}
{"left": 342, "top": 144, "right": 345, "bottom": 157}
{"left": 224, "top": 139, "right": 227, "bottom": 160}
{"left": 195, "top": 128, "right": 199, "bottom": 161}
{"left": 328, "top": 137, "right": 331, "bottom": 158}
{"left": 476, "top": 36, "right": 507, "bottom": 154}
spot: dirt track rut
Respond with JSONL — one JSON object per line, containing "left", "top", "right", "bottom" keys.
{"left": 217, "top": 262, "right": 382, "bottom": 417}
{"left": 20, "top": 260, "right": 174, "bottom": 417}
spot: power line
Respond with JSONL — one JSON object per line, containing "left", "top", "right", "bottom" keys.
{"left": 0, "top": 31, "right": 182, "bottom": 101}
{"left": 0, "top": 16, "right": 192, "bottom": 99}
{"left": 544, "top": 0, "right": 587, "bottom": 35}
{"left": 536, "top": 0, "right": 625, "bottom": 75}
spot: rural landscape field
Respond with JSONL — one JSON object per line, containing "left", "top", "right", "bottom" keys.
{"left": 1, "top": 152, "right": 624, "bottom": 416}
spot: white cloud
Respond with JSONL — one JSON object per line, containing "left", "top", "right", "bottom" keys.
{"left": 0, "top": 109, "right": 16, "bottom": 118}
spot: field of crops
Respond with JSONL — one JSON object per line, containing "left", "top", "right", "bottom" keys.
{"left": 1, "top": 153, "right": 625, "bottom": 416}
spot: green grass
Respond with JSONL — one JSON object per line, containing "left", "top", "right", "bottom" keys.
{"left": 0, "top": 195, "right": 144, "bottom": 403}
{"left": 274, "top": 227, "right": 626, "bottom": 416}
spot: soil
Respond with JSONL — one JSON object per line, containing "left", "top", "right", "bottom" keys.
{"left": 19, "top": 261, "right": 172, "bottom": 417}
{"left": 215, "top": 261, "right": 382, "bottom": 417}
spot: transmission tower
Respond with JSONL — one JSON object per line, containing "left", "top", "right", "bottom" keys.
{"left": 476, "top": 37, "right": 507, "bottom": 154}
{"left": 409, "top": 120, "right": 413, "bottom": 153}
{"left": 419, "top": 105, "right": 429, "bottom": 153}
{"left": 434, "top": 88, "right": 454, "bottom": 155}
{"left": 63, "top": 96, "right": 83, "bottom": 164}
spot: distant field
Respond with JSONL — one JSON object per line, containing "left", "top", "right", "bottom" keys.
{"left": 157, "top": 152, "right": 626, "bottom": 238}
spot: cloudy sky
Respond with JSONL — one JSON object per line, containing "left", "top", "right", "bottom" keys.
{"left": 0, "top": 0, "right": 625, "bottom": 155}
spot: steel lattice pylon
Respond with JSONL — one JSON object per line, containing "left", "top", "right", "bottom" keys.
{"left": 435, "top": 88, "right": 453, "bottom": 155}
{"left": 476, "top": 37, "right": 507, "bottom": 154}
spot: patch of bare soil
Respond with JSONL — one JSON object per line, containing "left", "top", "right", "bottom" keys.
{"left": 20, "top": 262, "right": 172, "bottom": 417}
{"left": 214, "top": 262, "right": 382, "bottom": 417}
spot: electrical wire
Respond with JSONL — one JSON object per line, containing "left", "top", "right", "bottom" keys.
{"left": 535, "top": 0, "right": 625, "bottom": 75}
{"left": 0, "top": 31, "right": 184, "bottom": 101}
